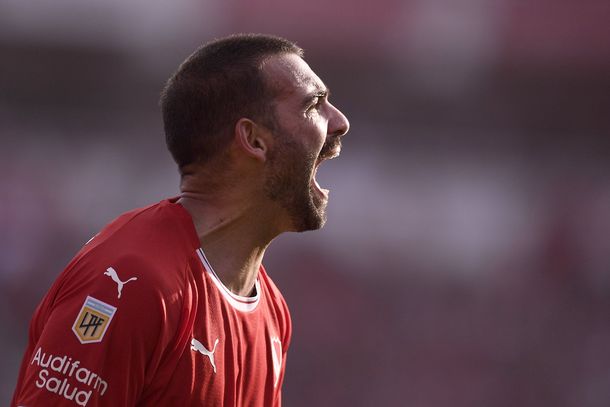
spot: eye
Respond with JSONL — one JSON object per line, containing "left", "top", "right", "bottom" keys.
{"left": 305, "top": 91, "right": 328, "bottom": 116}
{"left": 308, "top": 96, "right": 323, "bottom": 111}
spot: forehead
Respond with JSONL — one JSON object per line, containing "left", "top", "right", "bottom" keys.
{"left": 261, "top": 53, "right": 326, "bottom": 101}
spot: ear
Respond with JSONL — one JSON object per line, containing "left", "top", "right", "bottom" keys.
{"left": 234, "top": 118, "right": 270, "bottom": 162}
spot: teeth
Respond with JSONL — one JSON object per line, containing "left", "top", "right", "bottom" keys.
{"left": 329, "top": 144, "right": 341, "bottom": 158}
{"left": 327, "top": 150, "right": 340, "bottom": 161}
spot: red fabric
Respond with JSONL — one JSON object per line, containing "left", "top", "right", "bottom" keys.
{"left": 12, "top": 199, "right": 291, "bottom": 406}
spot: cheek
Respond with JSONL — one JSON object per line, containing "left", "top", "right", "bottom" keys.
{"left": 302, "top": 121, "right": 327, "bottom": 150}
{"left": 293, "top": 113, "right": 328, "bottom": 153}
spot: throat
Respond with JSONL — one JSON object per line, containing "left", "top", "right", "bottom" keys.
{"left": 197, "top": 247, "right": 262, "bottom": 308}
{"left": 198, "top": 232, "right": 268, "bottom": 297}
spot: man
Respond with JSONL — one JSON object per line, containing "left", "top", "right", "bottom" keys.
{"left": 11, "top": 33, "right": 349, "bottom": 406}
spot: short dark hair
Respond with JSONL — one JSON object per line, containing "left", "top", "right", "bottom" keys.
{"left": 160, "top": 33, "right": 304, "bottom": 171}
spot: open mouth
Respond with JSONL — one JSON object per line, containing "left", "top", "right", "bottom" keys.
{"left": 311, "top": 143, "right": 341, "bottom": 199}
{"left": 312, "top": 166, "right": 329, "bottom": 198}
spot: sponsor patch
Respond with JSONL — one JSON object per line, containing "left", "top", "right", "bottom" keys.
{"left": 72, "top": 296, "right": 116, "bottom": 344}
{"left": 29, "top": 346, "right": 109, "bottom": 405}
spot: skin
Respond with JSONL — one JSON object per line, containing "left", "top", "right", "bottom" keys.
{"left": 177, "top": 53, "right": 350, "bottom": 297}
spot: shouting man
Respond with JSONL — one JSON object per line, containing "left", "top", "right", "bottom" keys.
{"left": 12, "top": 33, "right": 349, "bottom": 406}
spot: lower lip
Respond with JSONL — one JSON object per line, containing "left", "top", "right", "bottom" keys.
{"left": 312, "top": 178, "right": 329, "bottom": 199}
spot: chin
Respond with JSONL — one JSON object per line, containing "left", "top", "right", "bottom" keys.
{"left": 289, "top": 193, "right": 328, "bottom": 232}
{"left": 264, "top": 153, "right": 330, "bottom": 233}
{"left": 294, "top": 214, "right": 326, "bottom": 232}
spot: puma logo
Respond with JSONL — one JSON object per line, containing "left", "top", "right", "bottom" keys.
{"left": 191, "top": 337, "right": 219, "bottom": 373}
{"left": 104, "top": 267, "right": 137, "bottom": 299}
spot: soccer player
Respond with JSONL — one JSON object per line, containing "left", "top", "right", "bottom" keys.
{"left": 11, "top": 33, "right": 349, "bottom": 406}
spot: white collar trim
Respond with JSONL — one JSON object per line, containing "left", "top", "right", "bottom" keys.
{"left": 196, "top": 248, "right": 260, "bottom": 312}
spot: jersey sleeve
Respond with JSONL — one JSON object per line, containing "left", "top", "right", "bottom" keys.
{"left": 11, "top": 251, "right": 186, "bottom": 407}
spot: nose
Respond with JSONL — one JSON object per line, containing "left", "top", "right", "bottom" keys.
{"left": 327, "top": 102, "right": 350, "bottom": 137}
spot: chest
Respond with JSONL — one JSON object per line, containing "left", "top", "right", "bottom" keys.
{"left": 141, "top": 272, "right": 286, "bottom": 406}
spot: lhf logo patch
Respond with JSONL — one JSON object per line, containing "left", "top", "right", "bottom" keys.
{"left": 72, "top": 296, "right": 117, "bottom": 344}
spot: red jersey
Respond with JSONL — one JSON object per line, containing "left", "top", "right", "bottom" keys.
{"left": 12, "top": 198, "right": 291, "bottom": 406}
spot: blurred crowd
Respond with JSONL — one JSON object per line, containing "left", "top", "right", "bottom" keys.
{"left": 1, "top": 0, "right": 609, "bottom": 405}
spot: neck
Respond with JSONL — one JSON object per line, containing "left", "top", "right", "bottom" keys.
{"left": 178, "top": 190, "right": 282, "bottom": 297}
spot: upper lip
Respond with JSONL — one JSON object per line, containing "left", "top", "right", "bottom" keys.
{"left": 318, "top": 141, "right": 342, "bottom": 163}
{"left": 315, "top": 151, "right": 339, "bottom": 170}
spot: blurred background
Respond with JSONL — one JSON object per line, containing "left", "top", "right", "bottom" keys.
{"left": 1, "top": 0, "right": 609, "bottom": 405}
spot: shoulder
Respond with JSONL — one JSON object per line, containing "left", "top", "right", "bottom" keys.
{"left": 53, "top": 199, "right": 199, "bottom": 312}
{"left": 86, "top": 199, "right": 198, "bottom": 257}
{"left": 16, "top": 200, "right": 201, "bottom": 405}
